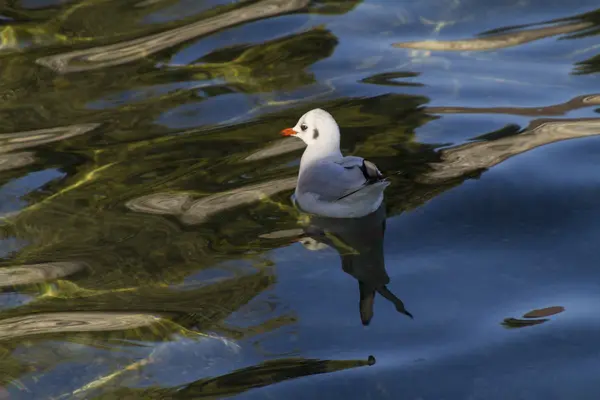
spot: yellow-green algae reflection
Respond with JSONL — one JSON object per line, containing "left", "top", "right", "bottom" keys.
{"left": 0, "top": 0, "right": 599, "bottom": 398}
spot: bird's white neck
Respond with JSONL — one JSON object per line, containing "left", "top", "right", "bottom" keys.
{"left": 299, "top": 143, "right": 342, "bottom": 174}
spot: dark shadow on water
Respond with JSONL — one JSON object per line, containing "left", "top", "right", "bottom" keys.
{"left": 502, "top": 306, "right": 565, "bottom": 329}
{"left": 299, "top": 204, "right": 413, "bottom": 326}
{"left": 90, "top": 355, "right": 375, "bottom": 399}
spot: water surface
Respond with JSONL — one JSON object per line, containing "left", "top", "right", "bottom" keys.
{"left": 1, "top": 0, "right": 600, "bottom": 398}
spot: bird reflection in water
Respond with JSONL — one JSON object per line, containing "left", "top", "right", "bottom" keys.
{"left": 297, "top": 203, "right": 413, "bottom": 325}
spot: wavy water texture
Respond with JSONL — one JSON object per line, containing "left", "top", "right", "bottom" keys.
{"left": 0, "top": 261, "right": 86, "bottom": 287}
{"left": 0, "top": 0, "right": 600, "bottom": 399}
{"left": 420, "top": 118, "right": 600, "bottom": 182}
{"left": 0, "top": 124, "right": 100, "bottom": 154}
{"left": 0, "top": 152, "right": 35, "bottom": 172}
{"left": 36, "top": 0, "right": 311, "bottom": 73}
{"left": 394, "top": 20, "right": 592, "bottom": 51}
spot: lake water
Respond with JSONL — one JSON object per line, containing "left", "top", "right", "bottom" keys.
{"left": 1, "top": 0, "right": 600, "bottom": 398}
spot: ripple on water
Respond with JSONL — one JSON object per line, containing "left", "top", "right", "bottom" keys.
{"left": 2, "top": 0, "right": 600, "bottom": 398}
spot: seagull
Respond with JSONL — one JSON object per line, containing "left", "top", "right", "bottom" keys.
{"left": 280, "top": 108, "right": 390, "bottom": 218}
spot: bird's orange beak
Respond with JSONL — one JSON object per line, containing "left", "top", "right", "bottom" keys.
{"left": 280, "top": 128, "right": 296, "bottom": 136}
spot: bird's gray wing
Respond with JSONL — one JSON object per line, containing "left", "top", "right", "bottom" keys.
{"left": 337, "top": 156, "right": 364, "bottom": 168}
{"left": 339, "top": 157, "right": 383, "bottom": 179}
{"left": 297, "top": 160, "right": 367, "bottom": 201}
{"left": 334, "top": 158, "right": 385, "bottom": 200}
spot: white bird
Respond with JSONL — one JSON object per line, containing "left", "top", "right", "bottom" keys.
{"left": 280, "top": 108, "right": 390, "bottom": 218}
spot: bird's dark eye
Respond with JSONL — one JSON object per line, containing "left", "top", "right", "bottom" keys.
{"left": 300, "top": 123, "right": 308, "bottom": 131}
